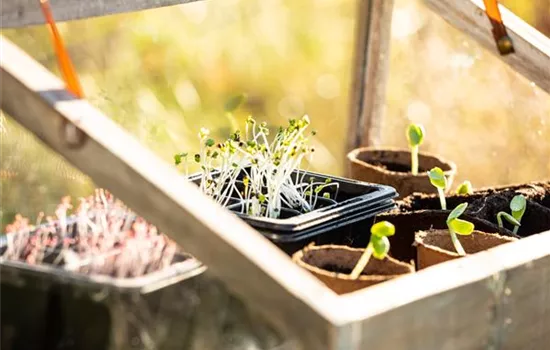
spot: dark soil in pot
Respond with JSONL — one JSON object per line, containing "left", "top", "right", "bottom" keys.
{"left": 415, "top": 229, "right": 517, "bottom": 269}
{"left": 347, "top": 147, "right": 456, "bottom": 199}
{"left": 337, "top": 210, "right": 512, "bottom": 265}
{"left": 399, "top": 191, "right": 550, "bottom": 237}
{"left": 292, "top": 245, "right": 413, "bottom": 295}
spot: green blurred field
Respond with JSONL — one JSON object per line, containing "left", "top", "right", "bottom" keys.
{"left": 1, "top": 0, "right": 549, "bottom": 227}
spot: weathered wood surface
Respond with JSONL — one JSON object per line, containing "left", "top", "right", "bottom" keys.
{"left": 424, "top": 0, "right": 550, "bottom": 94}
{"left": 0, "top": 36, "right": 343, "bottom": 350}
{"left": 336, "top": 229, "right": 550, "bottom": 349}
{"left": 0, "top": 0, "right": 203, "bottom": 28}
{"left": 346, "top": 0, "right": 394, "bottom": 157}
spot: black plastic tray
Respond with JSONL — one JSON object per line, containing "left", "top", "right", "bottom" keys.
{"left": 189, "top": 168, "right": 398, "bottom": 235}
{"left": 0, "top": 221, "right": 206, "bottom": 350}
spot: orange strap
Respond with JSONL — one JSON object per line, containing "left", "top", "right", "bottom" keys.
{"left": 482, "top": 0, "right": 514, "bottom": 55}
{"left": 39, "top": 0, "right": 84, "bottom": 98}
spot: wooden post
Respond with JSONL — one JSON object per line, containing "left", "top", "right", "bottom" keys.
{"left": 346, "top": 0, "right": 395, "bottom": 158}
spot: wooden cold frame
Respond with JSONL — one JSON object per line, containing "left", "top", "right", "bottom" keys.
{"left": 3, "top": 32, "right": 550, "bottom": 350}
{"left": 0, "top": 0, "right": 203, "bottom": 28}
{"left": 2, "top": 0, "right": 550, "bottom": 347}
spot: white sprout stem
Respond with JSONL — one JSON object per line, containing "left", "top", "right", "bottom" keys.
{"left": 513, "top": 225, "right": 520, "bottom": 235}
{"left": 449, "top": 227, "right": 466, "bottom": 256}
{"left": 350, "top": 243, "right": 373, "bottom": 280}
{"left": 411, "top": 145, "right": 419, "bottom": 175}
{"left": 437, "top": 187, "right": 447, "bottom": 210}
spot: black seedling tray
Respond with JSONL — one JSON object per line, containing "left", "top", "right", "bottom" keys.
{"left": 189, "top": 168, "right": 398, "bottom": 234}
{"left": 0, "top": 221, "right": 206, "bottom": 350}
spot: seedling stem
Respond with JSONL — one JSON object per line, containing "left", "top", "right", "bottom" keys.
{"left": 406, "top": 124, "right": 425, "bottom": 176}
{"left": 428, "top": 167, "right": 447, "bottom": 210}
{"left": 446, "top": 203, "right": 475, "bottom": 256}
{"left": 350, "top": 221, "right": 395, "bottom": 279}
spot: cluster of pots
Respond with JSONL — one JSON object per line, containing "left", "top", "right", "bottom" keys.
{"left": 292, "top": 146, "right": 550, "bottom": 295}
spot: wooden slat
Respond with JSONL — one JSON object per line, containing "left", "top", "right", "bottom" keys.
{"left": 0, "top": 0, "right": 203, "bottom": 28}
{"left": 346, "top": 0, "right": 395, "bottom": 157}
{"left": 424, "top": 0, "right": 550, "bottom": 94}
{"left": 334, "top": 230, "right": 550, "bottom": 349}
{"left": 0, "top": 36, "right": 345, "bottom": 350}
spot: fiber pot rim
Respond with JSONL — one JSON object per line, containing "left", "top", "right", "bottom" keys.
{"left": 292, "top": 244, "right": 413, "bottom": 282}
{"left": 414, "top": 229, "right": 517, "bottom": 258}
{"left": 347, "top": 147, "right": 457, "bottom": 178}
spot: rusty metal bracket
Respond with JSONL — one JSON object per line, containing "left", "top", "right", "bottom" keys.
{"left": 483, "top": 0, "right": 514, "bottom": 55}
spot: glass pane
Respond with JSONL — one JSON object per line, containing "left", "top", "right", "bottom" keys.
{"left": 386, "top": 0, "right": 550, "bottom": 188}
{"left": 1, "top": 0, "right": 357, "bottom": 227}
{"left": 500, "top": 0, "right": 550, "bottom": 36}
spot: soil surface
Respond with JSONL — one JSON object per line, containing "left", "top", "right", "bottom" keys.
{"left": 302, "top": 246, "right": 411, "bottom": 276}
{"left": 418, "top": 229, "right": 515, "bottom": 255}
{"left": 371, "top": 210, "right": 511, "bottom": 264}
{"left": 369, "top": 161, "right": 428, "bottom": 174}
{"left": 398, "top": 183, "right": 550, "bottom": 237}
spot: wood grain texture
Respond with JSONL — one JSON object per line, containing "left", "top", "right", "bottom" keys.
{"left": 424, "top": 0, "right": 550, "bottom": 94}
{"left": 0, "top": 0, "right": 203, "bottom": 28}
{"left": 346, "top": 0, "right": 395, "bottom": 157}
{"left": 334, "top": 230, "right": 550, "bottom": 349}
{"left": 0, "top": 36, "right": 343, "bottom": 350}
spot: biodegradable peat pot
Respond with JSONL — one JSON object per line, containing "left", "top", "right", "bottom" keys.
{"left": 292, "top": 244, "right": 413, "bottom": 295}
{"left": 414, "top": 229, "right": 517, "bottom": 270}
{"left": 347, "top": 147, "right": 457, "bottom": 198}
{"left": 400, "top": 190, "right": 550, "bottom": 237}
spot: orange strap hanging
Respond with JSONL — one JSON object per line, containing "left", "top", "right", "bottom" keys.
{"left": 39, "top": 0, "right": 84, "bottom": 98}
{"left": 483, "top": 0, "right": 514, "bottom": 55}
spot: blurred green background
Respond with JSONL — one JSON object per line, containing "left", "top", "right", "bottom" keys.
{"left": 1, "top": 0, "right": 549, "bottom": 228}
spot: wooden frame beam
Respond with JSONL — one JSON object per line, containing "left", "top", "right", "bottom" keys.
{"left": 424, "top": 0, "right": 550, "bottom": 94}
{"left": 0, "top": 0, "right": 204, "bottom": 28}
{"left": 336, "top": 230, "right": 550, "bottom": 349}
{"left": 347, "top": 0, "right": 395, "bottom": 154}
{"left": 0, "top": 36, "right": 342, "bottom": 350}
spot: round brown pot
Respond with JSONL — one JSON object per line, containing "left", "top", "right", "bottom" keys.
{"left": 347, "top": 147, "right": 457, "bottom": 199}
{"left": 414, "top": 229, "right": 517, "bottom": 270}
{"left": 292, "top": 244, "right": 414, "bottom": 295}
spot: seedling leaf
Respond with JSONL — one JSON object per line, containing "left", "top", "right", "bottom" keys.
{"left": 510, "top": 195, "right": 527, "bottom": 221}
{"left": 371, "top": 221, "right": 395, "bottom": 238}
{"left": 224, "top": 93, "right": 247, "bottom": 112}
{"left": 456, "top": 181, "right": 473, "bottom": 195}
{"left": 497, "top": 211, "right": 521, "bottom": 227}
{"left": 428, "top": 167, "right": 446, "bottom": 189}
{"left": 406, "top": 124, "right": 425, "bottom": 147}
{"left": 372, "top": 236, "right": 390, "bottom": 259}
{"left": 447, "top": 203, "right": 468, "bottom": 223}
{"left": 448, "top": 218, "right": 475, "bottom": 236}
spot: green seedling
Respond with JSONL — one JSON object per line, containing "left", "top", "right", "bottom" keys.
{"left": 350, "top": 221, "right": 395, "bottom": 280}
{"left": 406, "top": 124, "right": 425, "bottom": 176}
{"left": 428, "top": 167, "right": 447, "bottom": 210}
{"left": 496, "top": 211, "right": 521, "bottom": 231}
{"left": 497, "top": 194, "right": 526, "bottom": 234}
{"left": 456, "top": 180, "right": 473, "bottom": 195}
{"left": 446, "top": 203, "right": 475, "bottom": 256}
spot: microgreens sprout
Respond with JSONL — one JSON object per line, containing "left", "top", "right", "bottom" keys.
{"left": 446, "top": 203, "right": 475, "bottom": 256}
{"left": 428, "top": 167, "right": 448, "bottom": 210}
{"left": 455, "top": 180, "right": 473, "bottom": 195}
{"left": 497, "top": 194, "right": 526, "bottom": 234}
{"left": 406, "top": 124, "right": 425, "bottom": 176}
{"left": 175, "top": 115, "right": 330, "bottom": 219}
{"left": 349, "top": 221, "right": 395, "bottom": 279}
